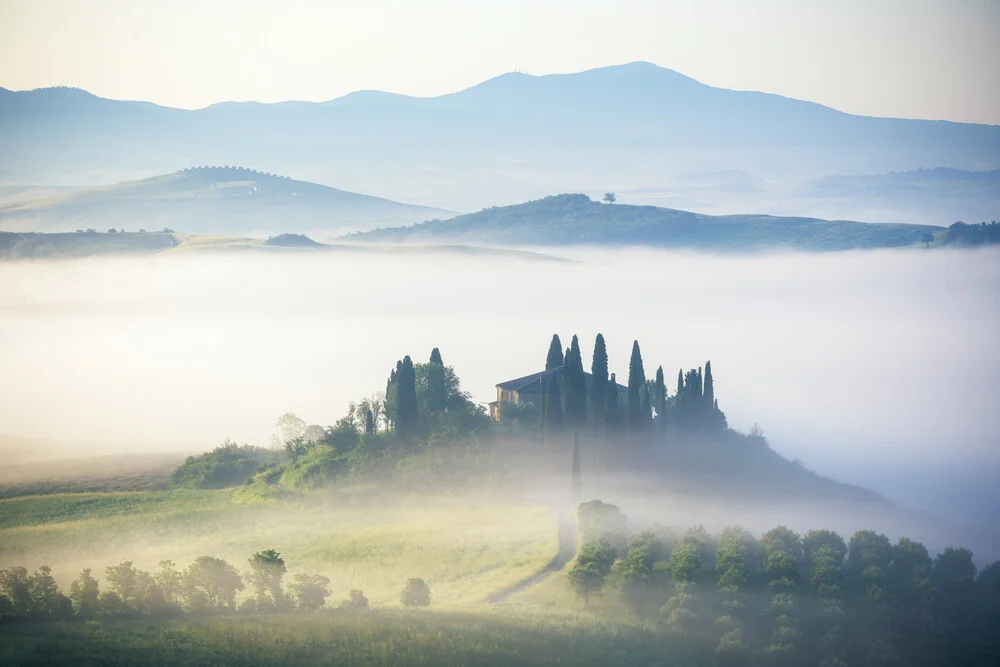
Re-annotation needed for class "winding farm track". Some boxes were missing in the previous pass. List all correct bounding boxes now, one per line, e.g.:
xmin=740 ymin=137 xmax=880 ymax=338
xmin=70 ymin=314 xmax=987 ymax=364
xmin=486 ymin=507 xmax=577 ymax=604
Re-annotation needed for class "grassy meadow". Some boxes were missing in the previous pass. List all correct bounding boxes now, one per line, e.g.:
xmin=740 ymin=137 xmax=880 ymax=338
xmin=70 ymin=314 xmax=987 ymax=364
xmin=0 ymin=490 xmax=559 ymax=609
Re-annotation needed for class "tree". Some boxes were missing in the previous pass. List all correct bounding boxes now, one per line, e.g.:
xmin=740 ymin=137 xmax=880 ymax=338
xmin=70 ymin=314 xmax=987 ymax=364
xmin=590 ymin=333 xmax=609 ymax=424
xmin=704 ymin=361 xmax=715 ymax=414
xmin=247 ymin=549 xmax=287 ymax=611
xmin=183 ymin=556 xmax=244 ymax=611
xmin=564 ymin=335 xmax=587 ymax=427
xmin=155 ymin=561 xmax=183 ymax=607
xmin=340 ymin=589 xmax=369 ymax=609
xmin=364 ymin=409 xmax=375 ymax=437
xmin=542 ymin=375 xmax=563 ymax=434
xmin=640 ymin=386 xmax=652 ymax=426
xmin=0 ymin=566 xmax=31 ymax=617
xmin=69 ymin=568 xmax=100 ymax=619
xmin=654 ymin=366 xmax=667 ymax=430
xmin=602 ymin=192 xmax=616 ymax=204
xmin=921 ymin=232 xmax=934 ymax=247
xmin=275 ymin=413 xmax=307 ymax=444
xmin=400 ymin=578 xmax=431 ymax=607
xmin=605 ymin=373 xmax=621 ymax=426
xmin=290 ymin=573 xmax=331 ymax=612
xmin=425 ymin=348 xmax=447 ymax=414
xmin=568 ymin=561 xmax=605 ymax=605
xmin=626 ymin=340 xmax=646 ymax=431
xmin=28 ymin=565 xmax=72 ymax=620
xmin=395 ymin=355 xmax=418 ymax=437
xmin=545 ymin=334 xmax=564 ymax=370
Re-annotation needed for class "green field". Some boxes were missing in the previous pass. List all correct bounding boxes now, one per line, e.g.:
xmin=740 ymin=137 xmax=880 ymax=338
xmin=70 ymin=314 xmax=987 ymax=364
xmin=0 ymin=491 xmax=559 ymax=608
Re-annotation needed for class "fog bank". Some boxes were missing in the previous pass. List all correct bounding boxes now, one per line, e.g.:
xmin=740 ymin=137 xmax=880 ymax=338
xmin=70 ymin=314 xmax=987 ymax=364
xmin=1 ymin=246 xmax=997 ymax=510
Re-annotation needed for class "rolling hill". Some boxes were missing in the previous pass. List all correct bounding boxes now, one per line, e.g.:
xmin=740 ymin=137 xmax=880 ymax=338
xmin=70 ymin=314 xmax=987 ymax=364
xmin=348 ymin=194 xmax=943 ymax=252
xmin=3 ymin=62 xmax=999 ymax=216
xmin=0 ymin=166 xmax=450 ymax=236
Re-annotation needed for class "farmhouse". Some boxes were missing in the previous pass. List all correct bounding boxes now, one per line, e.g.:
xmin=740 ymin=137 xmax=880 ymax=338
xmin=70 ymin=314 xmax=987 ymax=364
xmin=489 ymin=365 xmax=628 ymax=422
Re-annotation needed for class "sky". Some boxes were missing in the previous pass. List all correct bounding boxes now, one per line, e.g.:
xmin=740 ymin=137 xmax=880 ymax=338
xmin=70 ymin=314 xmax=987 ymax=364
xmin=1 ymin=0 xmax=999 ymax=124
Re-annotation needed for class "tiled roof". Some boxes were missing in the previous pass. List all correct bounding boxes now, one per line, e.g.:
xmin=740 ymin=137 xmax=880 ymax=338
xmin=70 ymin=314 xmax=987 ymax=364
xmin=496 ymin=365 xmax=627 ymax=393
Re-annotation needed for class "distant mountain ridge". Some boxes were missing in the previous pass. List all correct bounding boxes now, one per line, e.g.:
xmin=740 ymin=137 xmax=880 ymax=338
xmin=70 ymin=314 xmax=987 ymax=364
xmin=2 ymin=62 xmax=998 ymax=214
xmin=349 ymin=194 xmax=942 ymax=252
xmin=0 ymin=166 xmax=450 ymax=236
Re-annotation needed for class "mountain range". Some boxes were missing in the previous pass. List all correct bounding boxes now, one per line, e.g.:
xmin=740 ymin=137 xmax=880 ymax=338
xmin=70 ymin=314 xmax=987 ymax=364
xmin=2 ymin=62 xmax=998 ymax=222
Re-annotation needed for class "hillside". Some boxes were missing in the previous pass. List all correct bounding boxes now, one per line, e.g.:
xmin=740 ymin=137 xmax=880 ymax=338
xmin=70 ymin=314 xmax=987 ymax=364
xmin=0 ymin=167 xmax=450 ymax=236
xmin=2 ymin=62 xmax=999 ymax=216
xmin=348 ymin=194 xmax=942 ymax=251
xmin=0 ymin=229 xmax=566 ymax=260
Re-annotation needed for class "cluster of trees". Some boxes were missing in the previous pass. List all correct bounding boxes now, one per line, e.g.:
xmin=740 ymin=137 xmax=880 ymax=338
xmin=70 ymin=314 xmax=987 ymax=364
xmin=173 ymin=348 xmax=489 ymax=492
xmin=383 ymin=347 xmax=489 ymax=441
xmin=943 ymin=221 xmax=1000 ymax=246
xmin=0 ymin=550 xmax=334 ymax=622
xmin=506 ymin=333 xmax=727 ymax=439
xmin=1 ymin=552 xmax=434 ymax=623
xmin=567 ymin=500 xmax=1000 ymax=666
xmin=179 ymin=166 xmax=292 ymax=180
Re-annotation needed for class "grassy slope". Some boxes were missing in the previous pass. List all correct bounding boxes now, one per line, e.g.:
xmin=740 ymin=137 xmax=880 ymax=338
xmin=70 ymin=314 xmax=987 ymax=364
xmin=0 ymin=491 xmax=557 ymax=609
xmin=351 ymin=193 xmax=944 ymax=251
xmin=0 ymin=168 xmax=450 ymax=235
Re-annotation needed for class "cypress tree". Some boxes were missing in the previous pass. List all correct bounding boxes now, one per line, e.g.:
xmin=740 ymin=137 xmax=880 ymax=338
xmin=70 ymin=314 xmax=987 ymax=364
xmin=654 ymin=366 xmax=667 ymax=429
xmin=364 ymin=410 xmax=375 ymax=437
xmin=543 ymin=375 xmax=563 ymax=434
xmin=396 ymin=355 xmax=418 ymax=437
xmin=626 ymin=340 xmax=646 ymax=431
xmin=571 ymin=432 xmax=582 ymax=501
xmin=385 ymin=363 xmax=401 ymax=430
xmin=565 ymin=335 xmax=587 ymax=427
xmin=677 ymin=369 xmax=684 ymax=397
xmin=704 ymin=361 xmax=715 ymax=413
xmin=605 ymin=373 xmax=620 ymax=426
xmin=545 ymin=335 xmax=564 ymax=370
xmin=426 ymin=348 xmax=447 ymax=414
xmin=590 ymin=333 xmax=609 ymax=424
xmin=640 ymin=386 xmax=652 ymax=426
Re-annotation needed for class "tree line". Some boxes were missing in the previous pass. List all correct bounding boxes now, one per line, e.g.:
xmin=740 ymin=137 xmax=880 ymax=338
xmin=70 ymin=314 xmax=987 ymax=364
xmin=0 ymin=551 xmax=433 ymax=623
xmin=942 ymin=221 xmax=1000 ymax=246
xmin=568 ymin=500 xmax=999 ymax=666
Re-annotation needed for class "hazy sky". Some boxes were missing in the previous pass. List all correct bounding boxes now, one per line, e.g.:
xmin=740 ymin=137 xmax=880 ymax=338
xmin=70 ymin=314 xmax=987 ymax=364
xmin=1 ymin=0 xmax=998 ymax=124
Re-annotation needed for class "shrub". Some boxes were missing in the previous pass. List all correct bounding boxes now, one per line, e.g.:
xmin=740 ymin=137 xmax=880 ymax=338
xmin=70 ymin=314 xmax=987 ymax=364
xmin=340 ymin=589 xmax=369 ymax=610
xmin=171 ymin=440 xmax=275 ymax=489
xmin=400 ymin=578 xmax=430 ymax=607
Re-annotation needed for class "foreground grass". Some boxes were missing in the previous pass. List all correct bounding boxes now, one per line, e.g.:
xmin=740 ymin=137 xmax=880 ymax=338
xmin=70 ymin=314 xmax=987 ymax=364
xmin=0 ymin=609 xmax=693 ymax=667
xmin=0 ymin=491 xmax=558 ymax=607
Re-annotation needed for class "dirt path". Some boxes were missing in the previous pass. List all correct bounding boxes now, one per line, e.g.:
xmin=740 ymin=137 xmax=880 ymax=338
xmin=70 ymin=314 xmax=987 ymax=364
xmin=486 ymin=507 xmax=577 ymax=604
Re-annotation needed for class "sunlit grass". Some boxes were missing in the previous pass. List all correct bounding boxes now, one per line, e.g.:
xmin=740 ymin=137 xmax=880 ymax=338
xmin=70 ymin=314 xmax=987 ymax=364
xmin=0 ymin=491 xmax=558 ymax=607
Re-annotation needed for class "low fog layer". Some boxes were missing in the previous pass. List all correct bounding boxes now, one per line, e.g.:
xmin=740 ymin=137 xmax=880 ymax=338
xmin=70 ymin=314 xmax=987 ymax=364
xmin=1 ymin=247 xmax=997 ymax=512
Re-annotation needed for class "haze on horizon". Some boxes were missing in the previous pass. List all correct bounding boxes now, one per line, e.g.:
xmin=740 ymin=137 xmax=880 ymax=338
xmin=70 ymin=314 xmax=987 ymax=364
xmin=2 ymin=0 xmax=999 ymax=125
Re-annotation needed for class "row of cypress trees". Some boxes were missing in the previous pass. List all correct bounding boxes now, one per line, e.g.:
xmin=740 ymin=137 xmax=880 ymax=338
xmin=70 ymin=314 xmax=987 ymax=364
xmin=539 ymin=334 xmax=726 ymax=437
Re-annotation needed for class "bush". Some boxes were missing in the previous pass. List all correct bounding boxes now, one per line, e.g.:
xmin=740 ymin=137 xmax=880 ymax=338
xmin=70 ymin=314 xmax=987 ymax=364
xmin=171 ymin=440 xmax=275 ymax=489
xmin=340 ymin=589 xmax=369 ymax=610
xmin=400 ymin=578 xmax=430 ymax=607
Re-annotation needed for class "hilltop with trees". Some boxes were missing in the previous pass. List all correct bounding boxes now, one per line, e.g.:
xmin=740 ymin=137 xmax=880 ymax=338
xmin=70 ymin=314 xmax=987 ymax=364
xmin=348 ymin=194 xmax=945 ymax=252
